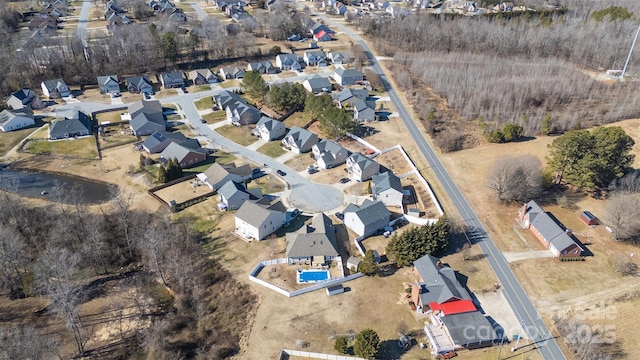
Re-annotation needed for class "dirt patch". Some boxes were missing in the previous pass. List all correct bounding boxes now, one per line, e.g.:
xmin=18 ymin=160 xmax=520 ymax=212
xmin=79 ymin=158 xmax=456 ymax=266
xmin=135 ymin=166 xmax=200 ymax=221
xmin=284 ymin=154 xmax=316 ymax=171
xmin=375 ymin=148 xmax=412 ymax=175
xmin=337 ymin=136 xmax=372 ymax=154
xmin=153 ymin=178 xmax=213 ymax=204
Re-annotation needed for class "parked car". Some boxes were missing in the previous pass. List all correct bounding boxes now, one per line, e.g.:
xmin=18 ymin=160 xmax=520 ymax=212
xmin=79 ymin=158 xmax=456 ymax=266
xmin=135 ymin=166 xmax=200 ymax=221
xmin=334 ymin=212 xmax=344 ymax=220
xmin=277 ymin=169 xmax=286 ymax=176
xmin=339 ymin=177 xmax=350 ymax=184
xmin=200 ymin=118 xmax=206 ymax=123
xmin=307 ymin=168 xmax=318 ymax=174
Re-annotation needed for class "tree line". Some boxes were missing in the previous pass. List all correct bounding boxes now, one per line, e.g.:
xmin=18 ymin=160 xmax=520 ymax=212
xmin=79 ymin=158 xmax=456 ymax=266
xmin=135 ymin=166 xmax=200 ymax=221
xmin=0 ymin=187 xmax=255 ymax=359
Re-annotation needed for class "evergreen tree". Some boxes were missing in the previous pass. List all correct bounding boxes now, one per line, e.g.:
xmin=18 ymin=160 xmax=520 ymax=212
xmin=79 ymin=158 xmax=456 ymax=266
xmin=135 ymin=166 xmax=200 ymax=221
xmin=158 ymin=166 xmax=167 ymax=183
xmin=241 ymin=70 xmax=267 ymax=100
xmin=359 ymin=250 xmax=378 ymax=276
xmin=354 ymin=328 xmax=380 ymax=360
xmin=386 ymin=216 xmax=450 ymax=267
xmin=334 ymin=336 xmax=348 ymax=355
xmin=319 ymin=106 xmax=354 ymax=138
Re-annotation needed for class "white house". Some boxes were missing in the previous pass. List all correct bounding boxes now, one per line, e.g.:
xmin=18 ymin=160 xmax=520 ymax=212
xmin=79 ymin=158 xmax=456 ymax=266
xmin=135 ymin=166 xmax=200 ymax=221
xmin=6 ymin=88 xmax=36 ymax=110
xmin=282 ymin=126 xmax=319 ymax=154
xmin=312 ymin=139 xmax=350 ymax=169
xmin=253 ymin=116 xmax=286 ymax=141
xmin=197 ymin=162 xmax=252 ymax=190
xmin=303 ymin=50 xmax=327 ymax=67
xmin=41 ymin=78 xmax=71 ymax=98
xmin=0 ymin=108 xmax=35 ymax=132
xmin=346 ymin=153 xmax=380 ymax=181
xmin=303 ymin=77 xmax=332 ymax=93
xmin=372 ymin=171 xmax=403 ymax=208
xmin=235 ymin=198 xmax=287 ymax=240
xmin=275 ymin=54 xmax=302 ymax=71
xmin=343 ymin=199 xmax=391 ymax=238
xmin=334 ymin=67 xmax=364 ymax=86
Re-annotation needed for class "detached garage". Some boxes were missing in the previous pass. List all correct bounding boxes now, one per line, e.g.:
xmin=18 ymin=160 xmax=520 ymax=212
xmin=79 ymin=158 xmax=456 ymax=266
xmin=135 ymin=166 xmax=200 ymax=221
xmin=326 ymin=284 xmax=344 ymax=297
xmin=580 ymin=211 xmax=599 ymax=226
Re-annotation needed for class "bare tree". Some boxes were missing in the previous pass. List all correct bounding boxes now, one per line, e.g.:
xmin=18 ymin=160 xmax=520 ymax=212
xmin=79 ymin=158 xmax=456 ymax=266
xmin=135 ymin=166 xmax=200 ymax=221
xmin=609 ymin=169 xmax=640 ymax=194
xmin=110 ymin=187 xmax=136 ymax=257
xmin=0 ymin=224 xmax=29 ymax=298
xmin=0 ymin=325 xmax=61 ymax=360
xmin=605 ymin=194 xmax=640 ymax=241
xmin=487 ymin=155 xmax=543 ymax=204
xmin=81 ymin=217 xmax=110 ymax=275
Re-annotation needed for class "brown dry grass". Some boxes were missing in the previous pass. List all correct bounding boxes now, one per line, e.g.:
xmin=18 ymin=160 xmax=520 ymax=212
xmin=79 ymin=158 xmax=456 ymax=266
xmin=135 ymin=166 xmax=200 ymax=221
xmin=153 ymin=178 xmax=212 ymax=204
xmin=284 ymin=153 xmax=316 ymax=171
xmin=375 ymin=149 xmax=412 ymax=175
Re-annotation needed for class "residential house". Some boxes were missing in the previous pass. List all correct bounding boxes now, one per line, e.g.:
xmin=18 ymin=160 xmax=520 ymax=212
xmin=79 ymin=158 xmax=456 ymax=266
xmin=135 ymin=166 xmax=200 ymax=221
xmin=150 ymin=0 xmax=175 ymax=14
xmin=160 ymin=72 xmax=185 ymax=89
xmin=353 ymin=99 xmax=376 ymax=123
xmin=127 ymin=100 xmax=165 ymax=136
xmin=0 ymin=108 xmax=35 ymax=132
xmin=321 ymin=0 xmax=336 ymax=8
xmin=372 ymin=171 xmax=403 ymax=208
xmin=275 ymin=54 xmax=302 ymax=71
xmin=286 ymin=213 xmax=339 ymax=265
xmin=167 ymin=8 xmax=187 ymax=21
xmin=214 ymin=90 xmax=247 ymax=110
xmin=106 ymin=12 xmax=132 ymax=32
xmin=434 ymin=312 xmax=500 ymax=351
xmin=343 ymin=199 xmax=390 ymax=238
xmin=29 ymin=15 xmax=59 ymax=30
xmin=303 ymin=50 xmax=327 ymax=67
xmin=346 ymin=153 xmax=380 ymax=181
xmin=327 ymin=51 xmax=351 ymax=65
xmin=41 ymin=78 xmax=71 ymax=98
xmin=141 ymin=130 xmax=200 ymax=153
xmin=226 ymin=101 xmax=261 ymax=126
xmin=188 ymin=69 xmax=219 ymax=85
xmin=518 ymin=200 xmax=584 ymax=258
xmin=253 ymin=116 xmax=286 ymax=141
xmin=313 ymin=30 xmax=334 ymax=42
xmin=309 ymin=22 xmax=333 ymax=37
xmin=333 ymin=88 xmax=368 ymax=109
xmin=218 ymin=180 xmax=262 ymax=210
xmin=213 ymin=0 xmax=246 ymax=11
xmin=219 ymin=66 xmax=245 ymax=79
xmin=125 ymin=76 xmax=154 ymax=94
xmin=234 ymin=198 xmax=287 ymax=240
xmin=282 ymin=126 xmax=318 ymax=154
xmin=96 ymin=75 xmax=120 ymax=95
xmin=312 ymin=139 xmax=350 ymax=169
xmin=160 ymin=142 xmax=207 ymax=168
xmin=302 ymin=76 xmax=332 ymax=93
xmin=334 ymin=67 xmax=364 ymax=86
xmin=247 ymin=61 xmax=278 ymax=74
xmin=6 ymin=88 xmax=36 ymax=110
xmin=197 ymin=162 xmax=252 ymax=190
xmin=496 ymin=1 xmax=514 ymax=12
xmin=334 ymin=2 xmax=348 ymax=15
xmin=49 ymin=111 xmax=91 ymax=140
xmin=386 ymin=5 xmax=410 ymax=18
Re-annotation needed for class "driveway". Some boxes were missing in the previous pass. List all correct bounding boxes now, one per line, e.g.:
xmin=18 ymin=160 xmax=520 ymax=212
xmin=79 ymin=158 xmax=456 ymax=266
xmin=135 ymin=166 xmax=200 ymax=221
xmin=189 ymin=2 xmax=208 ymax=20
xmin=76 ymin=0 xmax=92 ymax=47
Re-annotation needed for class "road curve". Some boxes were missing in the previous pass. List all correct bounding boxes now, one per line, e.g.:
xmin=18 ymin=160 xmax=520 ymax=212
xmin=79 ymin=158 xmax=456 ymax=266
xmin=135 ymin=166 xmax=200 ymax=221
xmin=312 ymin=10 xmax=566 ymax=360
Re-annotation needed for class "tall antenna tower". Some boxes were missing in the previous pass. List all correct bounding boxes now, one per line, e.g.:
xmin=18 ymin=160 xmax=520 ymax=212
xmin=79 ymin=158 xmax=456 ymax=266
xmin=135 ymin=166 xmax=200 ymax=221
xmin=620 ymin=25 xmax=640 ymax=80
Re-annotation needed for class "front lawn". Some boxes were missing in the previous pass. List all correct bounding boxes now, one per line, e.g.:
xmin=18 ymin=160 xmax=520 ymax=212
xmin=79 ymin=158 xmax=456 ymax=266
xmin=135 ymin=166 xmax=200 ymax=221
xmin=202 ymin=111 xmax=227 ymax=124
xmin=0 ymin=126 xmax=41 ymax=157
xmin=257 ymin=141 xmax=286 ymax=158
xmin=194 ymin=96 xmax=214 ymax=110
xmin=27 ymin=136 xmax=98 ymax=159
xmin=251 ymin=174 xmax=284 ymax=194
xmin=215 ymin=125 xmax=257 ymax=146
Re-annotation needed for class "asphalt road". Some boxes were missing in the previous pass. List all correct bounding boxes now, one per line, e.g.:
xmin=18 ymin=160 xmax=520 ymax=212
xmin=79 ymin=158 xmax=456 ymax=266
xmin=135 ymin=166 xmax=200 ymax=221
xmin=76 ymin=0 xmax=92 ymax=47
xmin=312 ymin=11 xmax=566 ymax=360
xmin=189 ymin=2 xmax=208 ymax=21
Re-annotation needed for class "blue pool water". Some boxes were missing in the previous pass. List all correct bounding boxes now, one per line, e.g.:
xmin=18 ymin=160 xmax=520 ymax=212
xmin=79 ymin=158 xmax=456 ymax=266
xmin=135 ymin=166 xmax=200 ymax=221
xmin=297 ymin=269 xmax=330 ymax=283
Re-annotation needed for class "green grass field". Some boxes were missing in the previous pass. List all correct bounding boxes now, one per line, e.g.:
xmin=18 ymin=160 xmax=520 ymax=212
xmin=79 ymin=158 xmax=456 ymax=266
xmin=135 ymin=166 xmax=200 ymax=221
xmin=215 ymin=125 xmax=257 ymax=146
xmin=95 ymin=110 xmax=125 ymax=123
xmin=0 ymin=126 xmax=40 ymax=157
xmin=194 ymin=96 xmax=214 ymax=110
xmin=257 ymin=141 xmax=286 ymax=158
xmin=27 ymin=136 xmax=98 ymax=159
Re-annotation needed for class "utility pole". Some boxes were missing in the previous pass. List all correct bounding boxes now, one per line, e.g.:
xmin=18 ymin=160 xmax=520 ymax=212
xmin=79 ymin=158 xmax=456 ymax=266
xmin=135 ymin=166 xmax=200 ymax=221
xmin=620 ymin=24 xmax=640 ymax=80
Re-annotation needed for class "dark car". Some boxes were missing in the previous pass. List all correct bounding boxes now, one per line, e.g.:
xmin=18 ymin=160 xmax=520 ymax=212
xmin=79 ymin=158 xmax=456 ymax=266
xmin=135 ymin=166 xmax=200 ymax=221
xmin=277 ymin=169 xmax=286 ymax=176
xmin=339 ymin=177 xmax=350 ymax=184
xmin=307 ymin=168 xmax=318 ymax=174
xmin=200 ymin=118 xmax=206 ymax=123
xmin=334 ymin=212 xmax=344 ymax=221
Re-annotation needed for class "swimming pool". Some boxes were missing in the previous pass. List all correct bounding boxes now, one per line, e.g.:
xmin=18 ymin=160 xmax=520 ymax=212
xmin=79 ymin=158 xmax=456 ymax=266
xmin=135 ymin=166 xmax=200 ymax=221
xmin=297 ymin=269 xmax=331 ymax=284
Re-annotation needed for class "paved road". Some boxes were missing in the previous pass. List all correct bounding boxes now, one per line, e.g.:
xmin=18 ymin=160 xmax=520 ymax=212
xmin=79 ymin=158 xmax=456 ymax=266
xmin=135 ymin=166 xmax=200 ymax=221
xmin=76 ymin=0 xmax=92 ymax=47
xmin=311 ymin=10 xmax=566 ymax=360
xmin=189 ymin=2 xmax=209 ymax=20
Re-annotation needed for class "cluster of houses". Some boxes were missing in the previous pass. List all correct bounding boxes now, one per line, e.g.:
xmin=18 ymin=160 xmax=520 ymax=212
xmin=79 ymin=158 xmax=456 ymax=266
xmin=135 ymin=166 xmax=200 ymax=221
xmin=105 ymin=0 xmax=133 ymax=34
xmin=149 ymin=0 xmax=187 ymax=21
xmin=412 ymin=254 xmax=501 ymax=355
xmin=212 ymin=0 xmax=254 ymax=23
xmin=23 ymin=0 xmax=67 ymax=32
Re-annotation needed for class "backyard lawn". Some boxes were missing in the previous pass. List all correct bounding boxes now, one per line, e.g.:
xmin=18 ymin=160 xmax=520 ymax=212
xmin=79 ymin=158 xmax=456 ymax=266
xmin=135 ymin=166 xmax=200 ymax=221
xmin=0 ymin=126 xmax=40 ymax=157
xmin=215 ymin=125 xmax=257 ymax=146
xmin=257 ymin=141 xmax=286 ymax=158
xmin=202 ymin=111 xmax=227 ymax=123
xmin=283 ymin=111 xmax=313 ymax=129
xmin=27 ymin=136 xmax=98 ymax=159
xmin=95 ymin=110 xmax=126 ymax=124
xmin=194 ymin=96 xmax=214 ymax=110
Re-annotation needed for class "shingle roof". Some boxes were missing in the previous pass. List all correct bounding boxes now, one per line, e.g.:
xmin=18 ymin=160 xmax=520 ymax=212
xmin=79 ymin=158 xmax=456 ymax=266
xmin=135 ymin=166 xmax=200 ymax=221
xmin=129 ymin=100 xmax=165 ymax=135
xmin=200 ymin=162 xmax=251 ymax=187
xmin=343 ymin=199 xmax=390 ymax=227
xmin=523 ymin=200 xmax=583 ymax=254
xmin=42 ymin=78 xmax=68 ymax=92
xmin=0 ymin=108 xmax=34 ymax=128
xmin=285 ymin=126 xmax=318 ymax=149
xmin=7 ymin=88 xmax=36 ymax=107
xmin=256 ymin=116 xmax=284 ymax=131
xmin=161 ymin=72 xmax=184 ymax=86
xmin=235 ymin=199 xmax=286 ymax=228
xmin=334 ymin=88 xmax=368 ymax=103
xmin=372 ymin=171 xmax=402 ymax=194
xmin=125 ymin=76 xmax=152 ymax=90
xmin=440 ymin=311 xmax=500 ymax=346
xmin=348 ymin=153 xmax=379 ymax=173
xmin=304 ymin=76 xmax=332 ymax=91
xmin=413 ymin=255 xmax=471 ymax=305
xmin=160 ymin=142 xmax=206 ymax=162
xmin=335 ymin=67 xmax=363 ymax=79
xmin=141 ymin=131 xmax=200 ymax=152
xmin=49 ymin=111 xmax=91 ymax=138
xmin=214 ymin=90 xmax=247 ymax=109
xmin=218 ymin=180 xmax=259 ymax=202
xmin=286 ymin=213 xmax=338 ymax=258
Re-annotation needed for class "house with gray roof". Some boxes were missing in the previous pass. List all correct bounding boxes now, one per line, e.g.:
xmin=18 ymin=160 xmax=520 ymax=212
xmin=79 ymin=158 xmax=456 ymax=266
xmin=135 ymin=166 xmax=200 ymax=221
xmin=97 ymin=75 xmax=120 ymax=95
xmin=247 ymin=61 xmax=278 ymax=74
xmin=125 ymin=76 xmax=154 ymax=94
xmin=343 ymin=199 xmax=390 ymax=238
xmin=6 ymin=88 xmax=36 ymax=110
xmin=312 ymin=139 xmax=350 ymax=169
xmin=253 ymin=116 xmax=286 ymax=141
xmin=235 ymin=198 xmax=287 ymax=240
xmin=436 ymin=311 xmax=500 ymax=350
xmin=141 ymin=130 xmax=200 ymax=153
xmin=334 ymin=67 xmax=364 ymax=86
xmin=346 ymin=153 xmax=380 ymax=181
xmin=226 ymin=101 xmax=261 ymax=125
xmin=303 ymin=50 xmax=327 ymax=67
xmin=411 ymin=255 xmax=474 ymax=313
xmin=282 ymin=126 xmax=318 ymax=154
xmin=188 ymin=69 xmax=219 ymax=85
xmin=197 ymin=162 xmax=252 ymax=190
xmin=219 ymin=66 xmax=245 ymax=79
xmin=218 ymin=180 xmax=262 ymax=210
xmin=327 ymin=51 xmax=352 ymax=65
xmin=518 ymin=200 xmax=584 ymax=258
xmin=286 ymin=213 xmax=339 ymax=265
xmin=333 ymin=88 xmax=368 ymax=109
xmin=353 ymin=99 xmax=376 ymax=122
xmin=41 ymin=78 xmax=71 ymax=98
xmin=128 ymin=100 xmax=165 ymax=136
xmin=372 ymin=171 xmax=403 ymax=208
xmin=275 ymin=53 xmax=302 ymax=71
xmin=303 ymin=76 xmax=332 ymax=94
xmin=160 ymin=142 xmax=207 ymax=168
xmin=0 ymin=108 xmax=35 ymax=132
xmin=49 ymin=111 xmax=91 ymax=140
xmin=214 ymin=90 xmax=247 ymax=110
xmin=160 ymin=72 xmax=185 ymax=89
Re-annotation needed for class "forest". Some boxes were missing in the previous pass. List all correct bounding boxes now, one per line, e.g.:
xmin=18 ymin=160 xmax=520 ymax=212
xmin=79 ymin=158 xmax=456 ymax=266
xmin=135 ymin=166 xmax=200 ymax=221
xmin=0 ymin=187 xmax=254 ymax=359
xmin=362 ymin=1 xmax=640 ymax=150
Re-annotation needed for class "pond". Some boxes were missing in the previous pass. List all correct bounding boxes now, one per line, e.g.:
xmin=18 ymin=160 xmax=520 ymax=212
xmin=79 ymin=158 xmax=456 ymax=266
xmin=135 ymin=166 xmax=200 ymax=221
xmin=0 ymin=168 xmax=114 ymax=204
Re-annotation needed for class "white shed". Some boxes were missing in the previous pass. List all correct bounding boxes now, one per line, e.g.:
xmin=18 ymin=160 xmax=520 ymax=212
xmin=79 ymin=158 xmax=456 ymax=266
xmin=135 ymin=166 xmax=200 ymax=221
xmin=326 ymin=284 xmax=344 ymax=296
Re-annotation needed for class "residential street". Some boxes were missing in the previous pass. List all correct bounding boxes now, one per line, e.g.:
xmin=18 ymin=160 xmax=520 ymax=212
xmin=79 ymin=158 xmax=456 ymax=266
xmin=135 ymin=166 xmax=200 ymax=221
xmin=309 ymin=9 xmax=567 ymax=359
xmin=76 ymin=0 xmax=92 ymax=47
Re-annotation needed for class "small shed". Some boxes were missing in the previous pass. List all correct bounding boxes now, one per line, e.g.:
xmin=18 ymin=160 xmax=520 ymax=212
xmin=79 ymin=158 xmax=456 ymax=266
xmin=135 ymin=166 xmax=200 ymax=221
xmin=580 ymin=211 xmax=598 ymax=226
xmin=347 ymin=256 xmax=361 ymax=272
xmin=326 ymin=284 xmax=344 ymax=296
